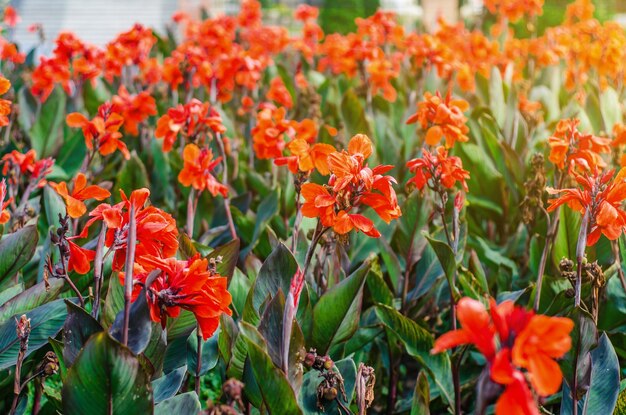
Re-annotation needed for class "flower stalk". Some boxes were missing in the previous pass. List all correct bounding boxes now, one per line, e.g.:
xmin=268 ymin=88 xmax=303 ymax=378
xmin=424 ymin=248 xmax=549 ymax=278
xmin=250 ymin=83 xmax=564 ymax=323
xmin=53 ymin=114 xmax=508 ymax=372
xmin=122 ymin=204 xmax=137 ymax=347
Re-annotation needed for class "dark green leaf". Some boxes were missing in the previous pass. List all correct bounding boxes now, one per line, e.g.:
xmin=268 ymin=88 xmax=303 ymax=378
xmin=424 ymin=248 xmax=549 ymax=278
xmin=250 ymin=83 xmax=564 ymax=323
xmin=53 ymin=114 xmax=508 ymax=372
xmin=28 ymin=87 xmax=66 ymax=157
xmin=341 ymin=88 xmax=372 ymax=137
xmin=186 ymin=327 xmax=220 ymax=376
xmin=62 ymin=300 xmax=103 ymax=366
xmin=411 ymin=371 xmax=430 ymax=415
xmin=299 ymin=358 xmax=357 ymax=414
xmin=152 ymin=366 xmax=187 ymax=404
xmin=0 ymin=225 xmax=38 ymax=284
xmin=109 ymin=288 xmax=153 ymax=355
xmin=62 ymin=332 xmax=153 ymax=414
xmin=154 ymin=392 xmax=201 ymax=415
xmin=583 ymin=333 xmax=620 ymax=414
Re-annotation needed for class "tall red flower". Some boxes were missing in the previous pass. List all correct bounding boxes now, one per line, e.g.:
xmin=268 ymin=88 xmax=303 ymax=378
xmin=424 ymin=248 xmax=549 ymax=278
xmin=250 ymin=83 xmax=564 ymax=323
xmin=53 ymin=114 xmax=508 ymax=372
xmin=0 ymin=179 xmax=12 ymax=224
xmin=123 ymin=255 xmax=232 ymax=340
xmin=111 ymin=86 xmax=157 ymax=135
xmin=433 ymin=297 xmax=573 ymax=415
xmin=548 ymin=118 xmax=610 ymax=172
xmin=406 ymin=146 xmax=470 ymax=192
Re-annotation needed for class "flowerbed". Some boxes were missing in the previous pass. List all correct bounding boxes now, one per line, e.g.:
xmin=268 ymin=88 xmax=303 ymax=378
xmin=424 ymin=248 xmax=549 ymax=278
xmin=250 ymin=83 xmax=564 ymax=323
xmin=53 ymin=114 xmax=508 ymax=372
xmin=0 ymin=0 xmax=625 ymax=414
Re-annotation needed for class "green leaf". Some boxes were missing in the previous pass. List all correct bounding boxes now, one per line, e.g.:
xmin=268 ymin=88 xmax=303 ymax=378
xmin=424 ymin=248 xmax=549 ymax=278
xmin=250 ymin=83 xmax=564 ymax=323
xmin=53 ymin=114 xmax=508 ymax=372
xmin=0 ymin=283 xmax=24 ymax=305
xmin=62 ymin=300 xmax=103 ymax=367
xmin=0 ymin=298 xmax=69 ymax=370
xmin=341 ymin=88 xmax=372 ymax=137
xmin=375 ymin=304 xmax=454 ymax=407
xmin=599 ymin=87 xmax=622 ymax=132
xmin=154 ymin=392 xmax=201 ymax=415
xmin=0 ymin=225 xmax=39 ymax=284
xmin=242 ymin=189 xmax=279 ymax=256
xmin=241 ymin=322 xmax=303 ymax=415
xmin=583 ymin=333 xmax=620 ymax=414
xmin=62 ymin=332 xmax=153 ymax=414
xmin=206 ymin=238 xmax=240 ymax=279
xmin=152 ymin=365 xmax=186 ymax=404
xmin=186 ymin=327 xmax=220 ymax=376
xmin=28 ymin=87 xmax=66 ymax=157
xmin=552 ymin=207 xmax=582 ymax=267
xmin=424 ymin=233 xmax=457 ymax=295
xmin=247 ymin=243 xmax=298 ymax=321
xmin=411 ymin=371 xmax=430 ymax=415
xmin=114 ymin=152 xmax=150 ymax=198
xmin=102 ymin=275 xmax=124 ymax=328
xmin=311 ymin=259 xmax=371 ymax=354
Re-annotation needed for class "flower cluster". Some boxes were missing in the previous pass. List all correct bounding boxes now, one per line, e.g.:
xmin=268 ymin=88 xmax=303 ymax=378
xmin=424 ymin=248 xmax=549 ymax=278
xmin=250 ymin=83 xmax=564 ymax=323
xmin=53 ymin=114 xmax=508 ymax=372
xmin=548 ymin=118 xmax=610 ymax=172
xmin=433 ymin=297 xmax=573 ymax=414
xmin=301 ymin=134 xmax=401 ymax=237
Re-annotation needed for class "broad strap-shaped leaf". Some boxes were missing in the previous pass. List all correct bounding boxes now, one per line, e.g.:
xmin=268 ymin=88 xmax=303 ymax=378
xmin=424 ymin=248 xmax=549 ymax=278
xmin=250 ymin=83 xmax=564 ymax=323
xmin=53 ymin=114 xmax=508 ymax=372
xmin=62 ymin=332 xmax=153 ymax=414
xmin=311 ymin=259 xmax=371 ymax=354
xmin=207 ymin=238 xmax=240 ymax=279
xmin=0 ymin=278 xmax=64 ymax=324
xmin=240 ymin=322 xmax=303 ymax=415
xmin=154 ymin=392 xmax=201 ymax=415
xmin=583 ymin=333 xmax=620 ymax=414
xmin=375 ymin=304 xmax=454 ymax=407
xmin=341 ymin=88 xmax=372 ymax=137
xmin=0 ymin=298 xmax=69 ymax=370
xmin=411 ymin=371 xmax=430 ymax=415
xmin=152 ymin=366 xmax=187 ymax=404
xmin=28 ymin=86 xmax=66 ymax=157
xmin=424 ymin=233 xmax=457 ymax=295
xmin=0 ymin=225 xmax=38 ymax=285
xmin=186 ymin=327 xmax=220 ymax=377
xmin=109 ymin=288 xmax=153 ymax=355
xmin=62 ymin=300 xmax=103 ymax=367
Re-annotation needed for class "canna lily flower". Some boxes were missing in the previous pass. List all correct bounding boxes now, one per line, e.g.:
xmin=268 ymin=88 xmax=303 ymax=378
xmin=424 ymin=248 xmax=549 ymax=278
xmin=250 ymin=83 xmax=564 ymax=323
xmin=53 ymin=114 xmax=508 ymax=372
xmin=124 ymin=255 xmax=232 ymax=340
xmin=433 ymin=297 xmax=573 ymax=415
xmin=548 ymin=119 xmax=610 ymax=172
xmin=178 ymin=144 xmax=228 ymax=197
xmin=301 ymin=134 xmax=401 ymax=238
xmin=546 ymin=168 xmax=626 ymax=245
xmin=266 ymin=76 xmax=293 ymax=109
xmin=67 ymin=240 xmax=96 ymax=275
xmin=251 ymin=106 xmax=291 ymax=160
xmin=79 ymin=188 xmax=179 ymax=271
xmin=0 ymin=179 xmax=12 ymax=224
xmin=0 ymin=76 xmax=11 ymax=126
xmin=111 ymin=86 xmax=157 ymax=136
xmin=483 ymin=0 xmax=544 ymax=23
xmin=407 ymin=91 xmax=470 ymax=148
xmin=3 ymin=6 xmax=20 ymax=27
xmin=155 ymin=99 xmax=226 ymax=152
xmin=1 ymin=149 xmax=53 ymax=188
xmin=49 ymin=173 xmax=111 ymax=218
xmin=406 ymin=146 xmax=470 ymax=192
xmin=274 ymin=119 xmax=335 ymax=175
xmin=66 ymin=102 xmax=130 ymax=159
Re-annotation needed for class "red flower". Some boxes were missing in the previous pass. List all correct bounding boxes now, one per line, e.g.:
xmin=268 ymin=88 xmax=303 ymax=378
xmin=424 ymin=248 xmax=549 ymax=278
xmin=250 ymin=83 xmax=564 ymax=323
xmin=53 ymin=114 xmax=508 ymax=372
xmin=155 ymin=100 xmax=226 ymax=152
xmin=178 ymin=144 xmax=228 ymax=197
xmin=301 ymin=134 xmax=401 ymax=238
xmin=0 ymin=77 xmax=12 ymax=126
xmin=252 ymin=106 xmax=291 ymax=160
xmin=266 ymin=76 xmax=293 ymax=109
xmin=111 ymin=86 xmax=157 ymax=135
xmin=0 ymin=179 xmax=12 ymax=224
xmin=3 ymin=6 xmax=21 ymax=27
xmin=433 ymin=297 xmax=573 ymax=415
xmin=49 ymin=173 xmax=110 ymax=218
xmin=1 ymin=149 xmax=53 ymax=188
xmin=125 ymin=255 xmax=232 ymax=340
xmin=66 ymin=102 xmax=130 ymax=159
xmin=547 ymin=168 xmax=626 ymax=245
xmin=406 ymin=146 xmax=470 ymax=191
xmin=67 ymin=240 xmax=96 ymax=275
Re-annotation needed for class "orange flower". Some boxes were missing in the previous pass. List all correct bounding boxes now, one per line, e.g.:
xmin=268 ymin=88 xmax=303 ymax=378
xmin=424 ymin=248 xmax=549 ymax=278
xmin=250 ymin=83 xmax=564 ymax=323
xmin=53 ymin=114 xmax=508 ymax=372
xmin=3 ymin=6 xmax=20 ymax=27
xmin=431 ymin=297 xmax=497 ymax=359
xmin=406 ymin=146 xmax=470 ymax=191
xmin=49 ymin=173 xmax=111 ymax=218
xmin=80 ymin=188 xmax=179 ymax=271
xmin=511 ymin=315 xmax=573 ymax=395
xmin=0 ymin=76 xmax=11 ymax=126
xmin=548 ymin=119 xmax=610 ymax=172
xmin=125 ymin=255 xmax=232 ymax=340
xmin=178 ymin=144 xmax=228 ymax=197
xmin=483 ymin=0 xmax=544 ymax=23
xmin=406 ymin=91 xmax=470 ymax=148
xmin=66 ymin=102 xmax=130 ymax=159
xmin=274 ymin=119 xmax=334 ymax=175
xmin=433 ymin=297 xmax=573 ymax=415
xmin=67 ymin=240 xmax=96 ymax=275
xmin=547 ymin=168 xmax=626 ymax=245
xmin=155 ymin=100 xmax=226 ymax=152
xmin=611 ymin=123 xmax=626 ymax=166
xmin=301 ymin=134 xmax=401 ymax=237
xmin=0 ymin=179 xmax=11 ymax=224
xmin=366 ymin=49 xmax=400 ymax=102
xmin=251 ymin=106 xmax=291 ymax=160
xmin=111 ymin=86 xmax=157 ymax=136
xmin=1 ymin=149 xmax=53 ymax=188
xmin=266 ymin=76 xmax=293 ymax=109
